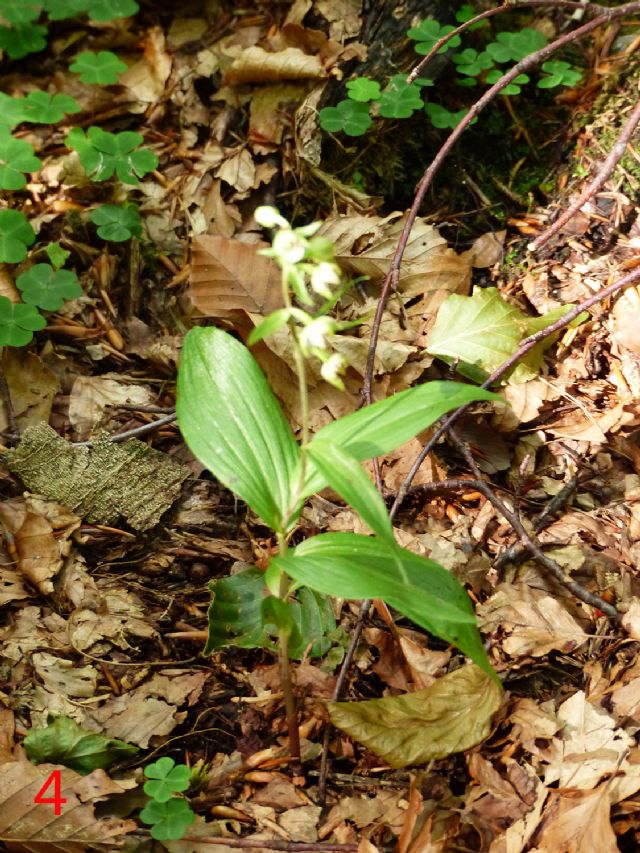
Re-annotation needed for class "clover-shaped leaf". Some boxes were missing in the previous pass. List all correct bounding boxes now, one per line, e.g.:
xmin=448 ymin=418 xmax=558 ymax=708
xmin=425 ymin=102 xmax=474 ymax=130
xmin=43 ymin=0 xmax=89 ymax=19
xmin=407 ymin=19 xmax=461 ymax=55
xmin=346 ymin=77 xmax=381 ymax=103
xmin=319 ymin=100 xmax=371 ymax=136
xmin=0 ymin=22 xmax=47 ymax=58
xmin=486 ymin=70 xmax=530 ymax=95
xmin=0 ymin=95 xmax=29 ymax=131
xmin=378 ymin=75 xmax=423 ymax=119
xmin=453 ymin=48 xmax=494 ymax=77
xmin=0 ymin=209 xmax=36 ymax=263
xmin=18 ymin=91 xmax=81 ymax=123
xmin=486 ymin=28 xmax=546 ymax=63
xmin=90 ymin=204 xmax=142 ymax=242
xmin=86 ymin=0 xmax=138 ymax=20
xmin=537 ymin=60 xmax=582 ymax=89
xmin=0 ymin=132 xmax=41 ymax=189
xmin=456 ymin=3 xmax=486 ymax=30
xmin=0 ymin=0 xmax=42 ymax=23
xmin=46 ymin=241 xmax=70 ymax=268
xmin=140 ymin=797 xmax=195 ymax=842
xmin=16 ymin=263 xmax=82 ymax=311
xmin=66 ymin=126 xmax=158 ymax=185
xmin=143 ymin=757 xmax=191 ymax=803
xmin=0 ymin=296 xmax=46 ymax=347
xmin=69 ymin=50 xmax=127 ymax=84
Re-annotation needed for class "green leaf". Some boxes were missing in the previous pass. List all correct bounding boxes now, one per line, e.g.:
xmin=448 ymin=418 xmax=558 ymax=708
xmin=272 ymin=533 xmax=495 ymax=677
xmin=177 ymin=327 xmax=300 ymax=532
xmin=0 ymin=296 xmax=46 ymax=346
xmin=18 ymin=91 xmax=81 ymax=123
xmin=0 ymin=0 xmax=42 ymax=23
xmin=537 ymin=60 xmax=582 ymax=89
xmin=485 ymin=28 xmax=546 ymax=63
xmin=0 ymin=132 xmax=41 ymax=190
xmin=261 ymin=595 xmax=301 ymax=645
xmin=0 ymin=94 xmax=30 ymax=130
xmin=66 ymin=126 xmax=158 ymax=185
xmin=90 ymin=204 xmax=142 ymax=241
xmin=452 ymin=48 xmax=494 ymax=77
xmin=378 ymin=75 xmax=423 ymax=119
xmin=86 ymin=0 xmax=138 ymax=20
xmin=407 ymin=19 xmax=461 ymax=55
xmin=16 ymin=263 xmax=82 ymax=310
xmin=140 ymin=797 xmax=195 ymax=841
xmin=328 ymin=664 xmax=502 ymax=767
xmin=0 ymin=22 xmax=47 ymax=58
xmin=303 ymin=380 xmax=500 ymax=496
xmin=0 ymin=209 xmax=36 ymax=263
xmin=485 ymin=69 xmax=530 ymax=96
xmin=346 ymin=77 xmax=381 ymax=102
xmin=24 ymin=715 xmax=138 ymax=774
xmin=425 ymin=102 xmax=474 ymax=130
xmin=144 ymin=757 xmax=191 ymax=803
xmin=306 ymin=442 xmax=394 ymax=543
xmin=425 ymin=286 xmax=575 ymax=383
xmin=319 ymin=100 xmax=372 ymax=136
xmin=43 ymin=0 xmax=89 ymax=20
xmin=247 ymin=308 xmax=292 ymax=345
xmin=69 ymin=50 xmax=128 ymax=84
xmin=46 ymin=241 xmax=70 ymax=268
xmin=206 ymin=566 xmax=336 ymax=659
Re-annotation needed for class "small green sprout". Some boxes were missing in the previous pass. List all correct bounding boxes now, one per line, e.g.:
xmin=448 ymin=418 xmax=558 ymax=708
xmin=486 ymin=70 xmax=530 ymax=95
xmin=90 ymin=204 xmax=142 ymax=242
xmin=0 ymin=22 xmax=47 ymax=58
xmin=0 ymin=209 xmax=36 ymax=263
xmin=453 ymin=48 xmax=494 ymax=77
xmin=143 ymin=757 xmax=191 ymax=802
xmin=18 ymin=91 xmax=81 ymax=124
xmin=0 ymin=132 xmax=41 ymax=190
xmin=16 ymin=264 xmax=82 ymax=311
xmin=318 ymin=100 xmax=372 ymax=136
xmin=46 ymin=241 xmax=70 ymax=268
xmin=0 ymin=296 xmax=46 ymax=346
xmin=485 ymin=28 xmax=546 ymax=63
xmin=407 ymin=19 xmax=461 ymax=55
xmin=66 ymin=127 xmax=158 ymax=185
xmin=425 ymin=102 xmax=473 ymax=130
xmin=537 ymin=60 xmax=582 ymax=89
xmin=139 ymin=798 xmax=195 ymax=842
xmin=346 ymin=77 xmax=381 ymax=102
xmin=378 ymin=76 xmax=424 ymax=119
xmin=69 ymin=50 xmax=128 ymax=84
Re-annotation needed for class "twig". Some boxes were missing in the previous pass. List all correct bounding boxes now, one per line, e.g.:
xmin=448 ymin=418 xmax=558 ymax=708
xmin=74 ymin=412 xmax=177 ymax=447
xmin=529 ymin=95 xmax=640 ymax=251
xmin=106 ymin=402 xmax=175 ymax=414
xmin=448 ymin=427 xmax=619 ymax=619
xmin=0 ymin=363 xmax=17 ymax=440
xmin=390 ymin=263 xmax=640 ymax=517
xmin=180 ymin=838 xmax=357 ymax=852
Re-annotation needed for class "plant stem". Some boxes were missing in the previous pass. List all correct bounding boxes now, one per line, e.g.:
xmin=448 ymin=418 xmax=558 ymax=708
xmin=276 ymin=532 xmax=301 ymax=765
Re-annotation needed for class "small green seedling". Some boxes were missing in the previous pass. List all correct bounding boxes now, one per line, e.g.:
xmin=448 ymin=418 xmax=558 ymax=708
xmin=378 ymin=76 xmax=423 ymax=119
xmin=0 ymin=132 xmax=41 ymax=190
xmin=69 ymin=50 xmax=128 ymax=84
xmin=318 ymin=100 xmax=372 ymax=136
xmin=46 ymin=241 xmax=70 ymax=268
xmin=0 ymin=210 xmax=36 ymax=263
xmin=16 ymin=264 xmax=83 ymax=310
xmin=486 ymin=70 xmax=530 ymax=96
xmin=346 ymin=77 xmax=381 ymax=102
xmin=425 ymin=102 xmax=473 ymax=130
xmin=90 ymin=204 xmax=142 ymax=242
xmin=407 ymin=19 xmax=462 ymax=55
xmin=17 ymin=91 xmax=81 ymax=123
xmin=538 ymin=60 xmax=582 ymax=89
xmin=485 ymin=28 xmax=547 ymax=63
xmin=0 ymin=297 xmax=46 ymax=346
xmin=140 ymin=757 xmax=195 ymax=841
xmin=453 ymin=48 xmax=494 ymax=78
xmin=0 ymin=22 xmax=47 ymax=58
xmin=66 ymin=127 xmax=158 ymax=185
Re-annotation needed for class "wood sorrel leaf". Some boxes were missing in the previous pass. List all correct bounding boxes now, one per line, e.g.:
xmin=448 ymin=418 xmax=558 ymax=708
xmin=328 ymin=664 xmax=502 ymax=767
xmin=177 ymin=327 xmax=300 ymax=533
xmin=272 ymin=532 xmax=495 ymax=678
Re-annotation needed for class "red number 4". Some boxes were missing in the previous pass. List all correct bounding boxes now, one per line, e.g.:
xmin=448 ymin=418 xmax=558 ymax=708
xmin=34 ymin=770 xmax=67 ymax=815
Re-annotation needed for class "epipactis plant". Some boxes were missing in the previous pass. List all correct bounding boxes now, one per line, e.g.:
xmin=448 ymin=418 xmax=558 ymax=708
xmin=176 ymin=207 xmax=502 ymax=760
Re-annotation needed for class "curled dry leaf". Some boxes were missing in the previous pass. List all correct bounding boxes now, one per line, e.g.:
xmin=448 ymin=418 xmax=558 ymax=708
xmin=223 ymin=46 xmax=326 ymax=85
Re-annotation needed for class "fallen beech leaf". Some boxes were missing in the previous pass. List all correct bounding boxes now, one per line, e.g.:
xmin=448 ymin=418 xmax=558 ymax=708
xmin=534 ymin=787 xmax=618 ymax=853
xmin=223 ymin=46 xmax=326 ymax=85
xmin=328 ymin=664 xmax=502 ymax=768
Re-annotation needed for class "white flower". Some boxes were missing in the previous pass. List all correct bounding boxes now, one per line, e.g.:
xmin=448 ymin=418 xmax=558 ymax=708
xmin=320 ymin=353 xmax=346 ymax=389
xmin=310 ymin=262 xmax=340 ymax=298
xmin=273 ymin=229 xmax=306 ymax=265
xmin=254 ymin=205 xmax=288 ymax=229
xmin=299 ymin=316 xmax=337 ymax=352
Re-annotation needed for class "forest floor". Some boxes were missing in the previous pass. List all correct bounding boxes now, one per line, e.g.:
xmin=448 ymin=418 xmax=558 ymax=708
xmin=2 ymin=1 xmax=640 ymax=851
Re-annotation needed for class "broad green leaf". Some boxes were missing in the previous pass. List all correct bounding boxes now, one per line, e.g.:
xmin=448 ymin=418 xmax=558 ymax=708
xmin=306 ymin=442 xmax=393 ymax=543
xmin=24 ymin=715 xmax=138 ymax=774
xmin=302 ymin=381 xmax=499 ymax=496
xmin=328 ymin=664 xmax=502 ymax=767
xmin=426 ymin=287 xmax=580 ymax=383
xmin=177 ymin=327 xmax=300 ymax=532
xmin=271 ymin=533 xmax=495 ymax=677
xmin=205 ymin=566 xmax=337 ymax=659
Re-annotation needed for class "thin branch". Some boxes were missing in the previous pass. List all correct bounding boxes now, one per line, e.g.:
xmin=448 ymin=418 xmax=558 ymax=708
xmin=448 ymin=427 xmax=619 ymax=619
xmin=390 ymin=263 xmax=640 ymax=517
xmin=529 ymin=96 xmax=640 ymax=251
xmin=74 ymin=412 xmax=177 ymax=447
xmin=180 ymin=838 xmax=357 ymax=852
xmin=0 ymin=363 xmax=17 ymax=440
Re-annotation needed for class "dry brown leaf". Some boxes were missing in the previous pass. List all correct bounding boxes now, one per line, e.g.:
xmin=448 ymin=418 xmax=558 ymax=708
xmin=68 ymin=375 xmax=153 ymax=439
xmin=249 ymin=83 xmax=308 ymax=146
xmin=223 ymin=46 xmax=326 ymax=85
xmin=533 ymin=787 xmax=617 ymax=853
xmin=190 ymin=236 xmax=283 ymax=318
xmin=120 ymin=25 xmax=171 ymax=107
xmin=216 ymin=147 xmax=256 ymax=193
xmin=0 ymin=348 xmax=59 ymax=433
